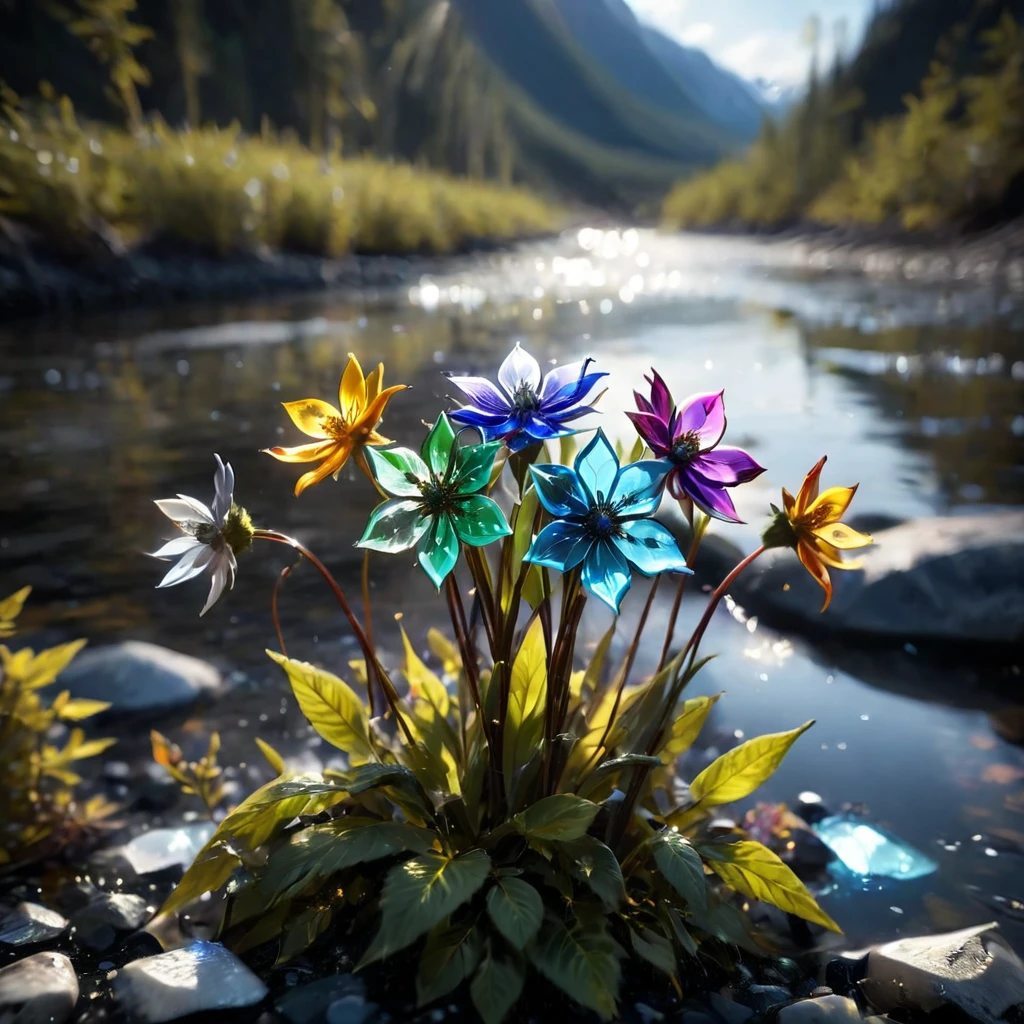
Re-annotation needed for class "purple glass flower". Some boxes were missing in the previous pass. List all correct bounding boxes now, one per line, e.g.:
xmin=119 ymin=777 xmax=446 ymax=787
xmin=444 ymin=343 xmax=607 ymax=453
xmin=626 ymin=370 xmax=765 ymax=523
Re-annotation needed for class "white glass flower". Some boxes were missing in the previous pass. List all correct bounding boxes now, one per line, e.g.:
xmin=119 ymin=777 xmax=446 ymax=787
xmin=150 ymin=454 xmax=251 ymax=616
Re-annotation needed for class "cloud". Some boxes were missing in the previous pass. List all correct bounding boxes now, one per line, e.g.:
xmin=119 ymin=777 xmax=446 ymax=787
xmin=679 ymin=21 xmax=715 ymax=45
xmin=719 ymin=30 xmax=810 ymax=84
xmin=626 ymin=0 xmax=693 ymax=39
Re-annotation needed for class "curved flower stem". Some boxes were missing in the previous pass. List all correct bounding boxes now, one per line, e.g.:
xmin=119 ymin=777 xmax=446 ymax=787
xmin=656 ymin=514 xmax=709 ymax=673
xmin=464 ymin=546 xmax=498 ymax=656
xmin=360 ymin=550 xmax=379 ymax=719
xmin=270 ymin=562 xmax=296 ymax=658
xmin=254 ymin=530 xmax=413 ymax=745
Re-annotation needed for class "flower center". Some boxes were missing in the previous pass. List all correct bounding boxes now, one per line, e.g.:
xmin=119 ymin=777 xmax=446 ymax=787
xmin=670 ymin=430 xmax=702 ymax=465
xmin=191 ymin=522 xmax=220 ymax=545
xmin=583 ymin=503 xmax=619 ymax=539
xmin=223 ymin=504 xmax=255 ymax=554
xmin=323 ymin=415 xmax=350 ymax=438
xmin=511 ymin=382 xmax=540 ymax=414
xmin=418 ymin=476 xmax=458 ymax=516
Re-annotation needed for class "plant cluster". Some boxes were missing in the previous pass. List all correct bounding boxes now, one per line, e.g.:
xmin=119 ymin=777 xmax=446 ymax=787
xmin=149 ymin=346 xmax=870 ymax=1022
xmin=0 ymin=90 xmax=557 ymax=261
xmin=0 ymin=587 xmax=116 ymax=867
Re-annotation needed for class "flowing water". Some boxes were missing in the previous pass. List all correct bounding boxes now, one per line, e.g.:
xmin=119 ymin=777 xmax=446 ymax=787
xmin=1 ymin=228 xmax=1023 ymax=949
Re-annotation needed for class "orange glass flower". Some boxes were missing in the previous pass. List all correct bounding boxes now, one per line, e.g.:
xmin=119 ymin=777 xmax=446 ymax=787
xmin=263 ymin=354 xmax=407 ymax=497
xmin=766 ymin=456 xmax=872 ymax=611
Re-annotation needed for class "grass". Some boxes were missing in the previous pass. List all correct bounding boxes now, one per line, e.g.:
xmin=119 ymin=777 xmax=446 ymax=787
xmin=0 ymin=98 xmax=560 ymax=261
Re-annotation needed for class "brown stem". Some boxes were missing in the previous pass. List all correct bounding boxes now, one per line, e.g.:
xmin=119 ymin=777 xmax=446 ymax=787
xmin=656 ymin=520 xmax=708 ymax=672
xmin=254 ymin=530 xmax=414 ymax=745
xmin=360 ymin=550 xmax=379 ymax=718
xmin=270 ymin=563 xmax=295 ymax=657
xmin=464 ymin=546 xmax=498 ymax=656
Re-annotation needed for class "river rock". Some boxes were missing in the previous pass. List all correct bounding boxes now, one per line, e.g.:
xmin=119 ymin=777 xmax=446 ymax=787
xmin=277 ymin=974 xmax=374 ymax=1024
xmin=0 ymin=903 xmax=68 ymax=946
xmin=777 ymin=995 xmax=864 ymax=1022
xmin=735 ymin=513 xmax=1024 ymax=645
xmin=54 ymin=640 xmax=224 ymax=713
xmin=119 ymin=823 xmax=216 ymax=876
xmin=859 ymin=922 xmax=1024 ymax=1023
xmin=114 ymin=940 xmax=268 ymax=1022
xmin=72 ymin=892 xmax=150 ymax=951
xmin=0 ymin=951 xmax=79 ymax=1024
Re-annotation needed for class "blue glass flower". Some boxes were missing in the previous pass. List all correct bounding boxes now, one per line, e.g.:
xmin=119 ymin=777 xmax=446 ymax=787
xmin=524 ymin=431 xmax=692 ymax=612
xmin=445 ymin=343 xmax=607 ymax=453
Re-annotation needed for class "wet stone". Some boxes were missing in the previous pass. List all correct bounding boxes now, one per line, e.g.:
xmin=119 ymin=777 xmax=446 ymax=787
xmin=709 ymin=992 xmax=755 ymax=1024
xmin=119 ymin=823 xmax=216 ymax=876
xmin=739 ymin=983 xmax=793 ymax=1013
xmin=114 ymin=940 xmax=269 ymax=1022
xmin=0 ymin=950 xmax=80 ymax=1024
xmin=72 ymin=892 xmax=150 ymax=951
xmin=277 ymin=974 xmax=373 ymax=1024
xmin=0 ymin=902 xmax=69 ymax=946
xmin=778 ymin=995 xmax=865 ymax=1022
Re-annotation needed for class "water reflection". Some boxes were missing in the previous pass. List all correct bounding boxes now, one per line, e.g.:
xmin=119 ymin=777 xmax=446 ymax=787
xmin=0 ymin=232 xmax=1022 ymax=947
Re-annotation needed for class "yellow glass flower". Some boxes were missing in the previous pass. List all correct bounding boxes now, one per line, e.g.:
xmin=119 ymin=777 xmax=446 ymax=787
xmin=263 ymin=354 xmax=407 ymax=497
xmin=765 ymin=456 xmax=873 ymax=611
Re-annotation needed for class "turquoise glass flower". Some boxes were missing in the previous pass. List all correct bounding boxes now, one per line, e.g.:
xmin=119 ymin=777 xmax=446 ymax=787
xmin=357 ymin=414 xmax=511 ymax=588
xmin=524 ymin=431 xmax=692 ymax=612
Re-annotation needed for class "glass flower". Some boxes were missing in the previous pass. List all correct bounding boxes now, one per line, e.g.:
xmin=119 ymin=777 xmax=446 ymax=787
xmin=763 ymin=456 xmax=873 ymax=611
xmin=524 ymin=430 xmax=691 ymax=612
xmin=627 ymin=370 xmax=764 ymax=523
xmin=357 ymin=414 xmax=511 ymax=588
xmin=150 ymin=454 xmax=254 ymax=616
xmin=445 ymin=342 xmax=607 ymax=453
xmin=263 ymin=354 xmax=407 ymax=497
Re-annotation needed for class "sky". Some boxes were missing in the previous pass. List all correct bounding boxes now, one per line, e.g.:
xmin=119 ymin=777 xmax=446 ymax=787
xmin=624 ymin=0 xmax=873 ymax=86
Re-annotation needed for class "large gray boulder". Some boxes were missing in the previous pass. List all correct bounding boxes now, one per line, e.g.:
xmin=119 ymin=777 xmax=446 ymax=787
xmin=113 ymin=941 xmax=268 ymax=1022
xmin=0 ymin=951 xmax=79 ymax=1024
xmin=859 ymin=922 xmax=1024 ymax=1023
xmin=55 ymin=640 xmax=224 ymax=713
xmin=735 ymin=513 xmax=1024 ymax=645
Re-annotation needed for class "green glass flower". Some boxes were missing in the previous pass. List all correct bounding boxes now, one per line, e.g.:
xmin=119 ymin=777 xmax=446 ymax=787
xmin=357 ymin=414 xmax=511 ymax=587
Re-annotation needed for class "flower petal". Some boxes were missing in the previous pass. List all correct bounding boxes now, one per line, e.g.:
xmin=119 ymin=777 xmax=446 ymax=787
xmin=200 ymin=554 xmax=232 ymax=616
xmin=446 ymin=374 xmax=512 ymax=414
xmin=610 ymin=459 xmax=669 ymax=517
xmin=157 ymin=544 xmax=213 ymax=588
xmin=674 ymin=469 xmax=742 ymax=523
xmin=365 ymin=446 xmax=429 ymax=498
xmin=675 ymin=391 xmax=726 ymax=449
xmin=528 ymin=464 xmax=590 ymax=518
xmin=339 ymin=353 xmax=367 ymax=420
xmin=614 ymin=519 xmax=692 ymax=577
xmin=625 ymin=410 xmax=673 ymax=455
xmin=353 ymin=383 xmax=408 ymax=433
xmin=811 ymin=521 xmax=872 ymax=551
xmin=418 ymin=514 xmax=460 ymax=588
xmin=498 ymin=343 xmax=541 ymax=395
xmin=539 ymin=359 xmax=587 ymax=400
xmin=263 ymin=440 xmax=337 ymax=464
xmin=150 ymin=536 xmax=200 ymax=559
xmin=544 ymin=367 xmax=607 ymax=414
xmin=795 ymin=456 xmax=827 ymax=515
xmin=806 ymin=485 xmax=858 ymax=526
xmin=282 ymin=398 xmax=341 ymax=439
xmin=689 ymin=446 xmax=765 ymax=487
xmin=574 ymin=430 xmax=619 ymax=504
xmin=581 ymin=539 xmax=632 ymax=613
xmin=450 ymin=406 xmax=515 ymax=432
xmin=797 ymin=538 xmax=832 ymax=612
xmin=364 ymin=363 xmax=384 ymax=402
xmin=294 ymin=443 xmax=351 ymax=497
xmin=454 ymin=441 xmax=503 ymax=494
xmin=212 ymin=454 xmax=234 ymax=523
xmin=525 ymin=520 xmax=594 ymax=571
xmin=358 ymin=499 xmax=430 ymax=552
xmin=423 ymin=414 xmax=457 ymax=478
xmin=155 ymin=497 xmax=215 ymax=525
xmin=452 ymin=495 xmax=512 ymax=547
xmin=645 ymin=370 xmax=674 ymax=424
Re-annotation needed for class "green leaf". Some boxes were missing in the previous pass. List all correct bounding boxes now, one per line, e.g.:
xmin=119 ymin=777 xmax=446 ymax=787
xmin=267 ymin=651 xmax=374 ymax=765
xmin=652 ymin=831 xmax=707 ymax=913
xmin=700 ymin=840 xmax=841 ymax=933
xmin=578 ymin=754 xmax=662 ymax=801
xmin=423 ymin=413 xmax=457 ymax=477
xmin=417 ymin=921 xmax=483 ymax=1006
xmin=529 ymin=916 xmax=622 ymax=1020
xmin=336 ymin=762 xmax=436 ymax=824
xmin=364 ymin=446 xmax=428 ymax=497
xmin=514 ymin=795 xmax=599 ymax=843
xmin=558 ymin=433 xmax=578 ymax=466
xmin=454 ymin=441 xmax=504 ymax=494
xmin=503 ymin=618 xmax=547 ymax=805
xmin=665 ymin=906 xmax=698 ymax=957
xmin=471 ymin=951 xmax=524 ymax=1024
xmin=486 ymin=877 xmax=543 ymax=950
xmin=277 ymin=906 xmax=332 ymax=963
xmin=418 ymin=513 xmax=460 ymax=589
xmin=453 ymin=495 xmax=511 ymax=547
xmin=358 ymin=498 xmax=431 ymax=553
xmin=630 ymin=925 xmax=677 ymax=976
xmin=255 ymin=737 xmax=286 ymax=775
xmin=687 ymin=721 xmax=813 ymax=809
xmin=660 ymin=694 xmax=721 ymax=759
xmin=362 ymin=849 xmax=492 ymax=963
xmin=562 ymin=836 xmax=625 ymax=910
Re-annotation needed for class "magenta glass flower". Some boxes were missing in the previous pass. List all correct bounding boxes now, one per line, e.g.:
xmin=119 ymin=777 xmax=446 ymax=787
xmin=626 ymin=370 xmax=765 ymax=523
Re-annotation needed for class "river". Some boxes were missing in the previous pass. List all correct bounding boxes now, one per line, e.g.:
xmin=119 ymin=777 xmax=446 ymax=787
xmin=1 ymin=228 xmax=1022 ymax=950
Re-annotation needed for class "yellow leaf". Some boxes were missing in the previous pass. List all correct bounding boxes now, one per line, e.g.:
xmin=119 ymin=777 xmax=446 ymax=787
xmin=401 ymin=626 xmax=449 ymax=717
xmin=0 ymin=586 xmax=31 ymax=635
xmin=701 ymin=840 xmax=841 ymax=933
xmin=255 ymin=737 xmax=286 ymax=775
xmin=9 ymin=640 xmax=87 ymax=690
xmin=68 ymin=737 xmax=116 ymax=761
xmin=267 ymin=650 xmax=374 ymax=765
xmin=688 ymin=721 xmax=813 ymax=810
xmin=661 ymin=694 xmax=721 ymax=759
xmin=426 ymin=629 xmax=460 ymax=676
xmin=58 ymin=697 xmax=111 ymax=721
xmin=503 ymin=618 xmax=547 ymax=804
